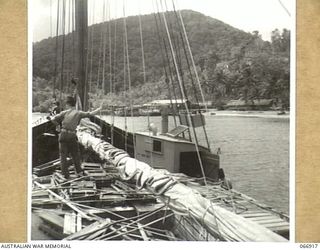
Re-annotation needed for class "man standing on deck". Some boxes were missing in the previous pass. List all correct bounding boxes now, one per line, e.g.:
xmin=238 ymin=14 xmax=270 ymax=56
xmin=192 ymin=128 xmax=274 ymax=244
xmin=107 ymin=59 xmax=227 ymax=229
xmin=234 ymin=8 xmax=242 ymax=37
xmin=48 ymin=96 xmax=103 ymax=179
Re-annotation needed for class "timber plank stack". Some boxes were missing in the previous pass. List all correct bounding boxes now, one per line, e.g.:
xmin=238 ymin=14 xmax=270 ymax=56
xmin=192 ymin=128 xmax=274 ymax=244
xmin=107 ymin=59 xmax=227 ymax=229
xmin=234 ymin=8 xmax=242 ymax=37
xmin=32 ymin=160 xmax=289 ymax=241
xmin=32 ymin=161 xmax=177 ymax=241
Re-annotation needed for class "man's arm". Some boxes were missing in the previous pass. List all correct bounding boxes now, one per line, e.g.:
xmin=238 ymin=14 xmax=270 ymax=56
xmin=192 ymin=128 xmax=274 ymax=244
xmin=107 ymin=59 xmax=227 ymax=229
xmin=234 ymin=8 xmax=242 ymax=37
xmin=89 ymin=106 xmax=102 ymax=116
xmin=89 ymin=101 xmax=105 ymax=116
xmin=47 ymin=111 xmax=65 ymax=125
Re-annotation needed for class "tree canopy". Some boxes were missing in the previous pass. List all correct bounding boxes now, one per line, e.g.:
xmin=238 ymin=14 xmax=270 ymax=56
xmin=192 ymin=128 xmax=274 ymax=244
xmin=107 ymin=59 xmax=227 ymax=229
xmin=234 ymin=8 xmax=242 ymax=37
xmin=33 ymin=10 xmax=290 ymax=111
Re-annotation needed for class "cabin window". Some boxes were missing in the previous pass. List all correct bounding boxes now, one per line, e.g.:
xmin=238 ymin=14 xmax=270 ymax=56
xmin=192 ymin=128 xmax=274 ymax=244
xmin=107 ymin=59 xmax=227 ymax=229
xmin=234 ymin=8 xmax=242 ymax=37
xmin=153 ymin=140 xmax=162 ymax=153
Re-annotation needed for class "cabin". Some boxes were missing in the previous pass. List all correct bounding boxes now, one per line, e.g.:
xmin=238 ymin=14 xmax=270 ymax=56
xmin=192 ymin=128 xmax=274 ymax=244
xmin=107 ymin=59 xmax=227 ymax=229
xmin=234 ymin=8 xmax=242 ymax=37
xmin=135 ymin=131 xmax=220 ymax=180
xmin=134 ymin=109 xmax=219 ymax=181
xmin=225 ymin=99 xmax=274 ymax=111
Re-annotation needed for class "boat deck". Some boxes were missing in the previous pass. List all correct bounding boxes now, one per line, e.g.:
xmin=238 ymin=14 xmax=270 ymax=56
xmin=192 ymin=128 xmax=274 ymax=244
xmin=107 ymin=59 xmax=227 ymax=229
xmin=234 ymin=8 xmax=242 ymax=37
xmin=32 ymin=161 xmax=177 ymax=241
xmin=32 ymin=160 xmax=289 ymax=241
xmin=177 ymin=178 xmax=289 ymax=238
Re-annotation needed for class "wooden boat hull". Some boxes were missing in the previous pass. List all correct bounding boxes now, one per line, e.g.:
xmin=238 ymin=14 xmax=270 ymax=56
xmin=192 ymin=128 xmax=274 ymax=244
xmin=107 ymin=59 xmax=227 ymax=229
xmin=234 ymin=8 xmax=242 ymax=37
xmin=32 ymin=116 xmax=135 ymax=168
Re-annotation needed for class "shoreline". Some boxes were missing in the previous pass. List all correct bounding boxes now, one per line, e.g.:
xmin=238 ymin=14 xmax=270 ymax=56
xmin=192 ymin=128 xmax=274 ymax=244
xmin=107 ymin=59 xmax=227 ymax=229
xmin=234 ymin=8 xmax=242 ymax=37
xmin=207 ymin=110 xmax=290 ymax=119
xmin=32 ymin=110 xmax=290 ymax=123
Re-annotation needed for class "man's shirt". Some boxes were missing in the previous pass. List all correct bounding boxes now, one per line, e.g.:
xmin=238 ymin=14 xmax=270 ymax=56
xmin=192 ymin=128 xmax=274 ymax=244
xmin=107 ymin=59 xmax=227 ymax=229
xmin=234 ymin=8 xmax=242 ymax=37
xmin=52 ymin=108 xmax=90 ymax=131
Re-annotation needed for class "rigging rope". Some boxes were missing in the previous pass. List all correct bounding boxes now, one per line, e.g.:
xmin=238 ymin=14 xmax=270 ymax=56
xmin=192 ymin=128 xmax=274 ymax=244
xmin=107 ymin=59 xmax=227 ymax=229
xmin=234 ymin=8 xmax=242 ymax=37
xmin=97 ymin=19 xmax=104 ymax=91
xmin=123 ymin=1 xmax=137 ymax=159
xmin=67 ymin=0 xmax=73 ymax=94
xmin=278 ymin=0 xmax=291 ymax=17
xmin=171 ymin=1 xmax=211 ymax=150
xmin=159 ymin=0 xmax=207 ymax=186
xmin=84 ymin=0 xmax=90 ymax=106
xmin=155 ymin=0 xmax=188 ymax=138
xmin=123 ymin=29 xmax=128 ymax=152
xmin=102 ymin=0 xmax=107 ymax=95
xmin=109 ymin=4 xmax=119 ymax=146
xmin=52 ymin=0 xmax=61 ymax=100
xmin=138 ymin=2 xmax=146 ymax=85
xmin=88 ymin=0 xmax=95 ymax=95
xmin=173 ymin=0 xmax=208 ymax=112
xmin=50 ymin=0 xmax=52 ymax=37
xmin=163 ymin=2 xmax=190 ymax=106
xmin=152 ymin=1 xmax=178 ymax=127
xmin=107 ymin=2 xmax=115 ymax=145
xmin=72 ymin=0 xmax=76 ymax=76
xmin=112 ymin=9 xmax=119 ymax=146
xmin=155 ymin=1 xmax=181 ymax=102
xmin=59 ymin=0 xmax=67 ymax=106
xmin=108 ymin=9 xmax=112 ymax=94
xmin=112 ymin=17 xmax=118 ymax=94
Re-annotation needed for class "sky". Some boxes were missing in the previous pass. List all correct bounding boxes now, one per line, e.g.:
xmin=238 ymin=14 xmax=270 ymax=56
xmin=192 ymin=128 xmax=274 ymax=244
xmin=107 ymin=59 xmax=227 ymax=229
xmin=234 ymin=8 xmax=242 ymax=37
xmin=31 ymin=0 xmax=294 ymax=42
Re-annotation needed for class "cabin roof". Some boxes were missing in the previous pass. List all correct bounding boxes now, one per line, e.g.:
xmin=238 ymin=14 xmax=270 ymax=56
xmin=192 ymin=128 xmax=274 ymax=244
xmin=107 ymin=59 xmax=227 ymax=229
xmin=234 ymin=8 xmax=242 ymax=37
xmin=135 ymin=131 xmax=194 ymax=144
xmin=135 ymin=131 xmax=209 ymax=152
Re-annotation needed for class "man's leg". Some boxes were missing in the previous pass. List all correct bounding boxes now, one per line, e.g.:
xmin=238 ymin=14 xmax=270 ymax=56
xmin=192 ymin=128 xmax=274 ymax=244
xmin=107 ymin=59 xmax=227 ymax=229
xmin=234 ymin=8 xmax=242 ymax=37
xmin=69 ymin=140 xmax=83 ymax=174
xmin=59 ymin=142 xmax=70 ymax=179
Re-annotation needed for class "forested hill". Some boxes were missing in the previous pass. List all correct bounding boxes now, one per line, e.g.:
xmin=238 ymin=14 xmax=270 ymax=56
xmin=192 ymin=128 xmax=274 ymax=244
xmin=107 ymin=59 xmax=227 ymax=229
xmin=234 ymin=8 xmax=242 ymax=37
xmin=33 ymin=10 xmax=290 ymax=111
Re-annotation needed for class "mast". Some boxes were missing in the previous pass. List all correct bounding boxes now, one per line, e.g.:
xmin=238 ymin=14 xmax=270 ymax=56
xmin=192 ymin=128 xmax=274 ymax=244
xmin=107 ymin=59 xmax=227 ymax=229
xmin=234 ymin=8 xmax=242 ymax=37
xmin=75 ymin=0 xmax=88 ymax=110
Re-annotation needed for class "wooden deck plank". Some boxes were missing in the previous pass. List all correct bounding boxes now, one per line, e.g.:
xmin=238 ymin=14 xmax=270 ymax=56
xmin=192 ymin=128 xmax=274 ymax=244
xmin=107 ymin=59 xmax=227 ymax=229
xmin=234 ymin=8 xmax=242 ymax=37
xmin=251 ymin=218 xmax=285 ymax=224
xmin=64 ymin=219 xmax=111 ymax=240
xmin=241 ymin=210 xmax=271 ymax=214
xmin=63 ymin=213 xmax=76 ymax=235
xmin=267 ymin=225 xmax=290 ymax=231
xmin=242 ymin=213 xmax=275 ymax=218
xmin=258 ymin=221 xmax=290 ymax=228
xmin=76 ymin=214 xmax=82 ymax=232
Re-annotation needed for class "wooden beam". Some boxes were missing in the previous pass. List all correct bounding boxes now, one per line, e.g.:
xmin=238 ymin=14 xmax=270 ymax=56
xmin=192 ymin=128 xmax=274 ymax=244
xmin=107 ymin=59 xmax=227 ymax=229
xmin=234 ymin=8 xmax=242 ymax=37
xmin=34 ymin=181 xmax=92 ymax=220
xmin=137 ymin=223 xmax=150 ymax=241
xmin=63 ymin=213 xmax=76 ymax=235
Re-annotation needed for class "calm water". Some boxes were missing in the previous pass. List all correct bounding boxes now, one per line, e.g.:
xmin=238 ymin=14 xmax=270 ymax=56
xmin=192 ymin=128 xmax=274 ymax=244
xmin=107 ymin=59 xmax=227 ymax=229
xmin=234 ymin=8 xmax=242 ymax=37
xmin=32 ymin=112 xmax=289 ymax=214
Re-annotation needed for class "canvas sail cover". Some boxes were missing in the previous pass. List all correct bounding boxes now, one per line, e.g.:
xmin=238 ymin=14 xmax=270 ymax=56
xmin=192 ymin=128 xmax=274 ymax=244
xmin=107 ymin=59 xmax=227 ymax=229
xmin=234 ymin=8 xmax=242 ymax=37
xmin=76 ymin=121 xmax=287 ymax=242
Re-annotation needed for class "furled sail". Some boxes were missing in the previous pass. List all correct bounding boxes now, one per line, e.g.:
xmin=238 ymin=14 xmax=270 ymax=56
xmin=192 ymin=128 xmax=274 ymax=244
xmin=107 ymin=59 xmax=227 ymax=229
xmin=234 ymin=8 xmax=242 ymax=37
xmin=76 ymin=121 xmax=287 ymax=242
